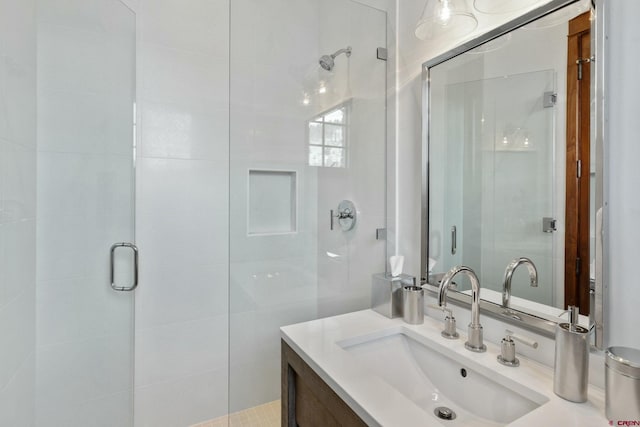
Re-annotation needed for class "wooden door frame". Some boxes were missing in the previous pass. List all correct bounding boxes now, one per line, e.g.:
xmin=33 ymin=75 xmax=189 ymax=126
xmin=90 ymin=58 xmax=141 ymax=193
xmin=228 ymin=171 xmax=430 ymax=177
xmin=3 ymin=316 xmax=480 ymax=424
xmin=564 ymin=12 xmax=591 ymax=314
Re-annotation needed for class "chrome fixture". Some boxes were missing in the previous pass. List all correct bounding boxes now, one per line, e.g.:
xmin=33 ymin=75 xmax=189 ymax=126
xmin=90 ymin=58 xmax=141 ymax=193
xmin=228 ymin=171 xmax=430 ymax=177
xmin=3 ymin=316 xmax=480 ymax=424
xmin=542 ymin=216 xmax=557 ymax=233
xmin=502 ymin=257 xmax=538 ymax=308
xmin=319 ymin=46 xmax=352 ymax=71
xmin=450 ymin=225 xmax=457 ymax=255
xmin=330 ymin=199 xmax=356 ymax=231
xmin=428 ymin=303 xmax=459 ymax=339
xmin=605 ymin=346 xmax=640 ymax=420
xmin=403 ymin=283 xmax=425 ymax=325
xmin=554 ymin=306 xmax=589 ymax=402
xmin=371 ymin=273 xmax=414 ymax=319
xmin=415 ymin=0 xmax=477 ymax=41
xmin=434 ymin=407 xmax=457 ymax=420
xmin=110 ymin=242 xmax=139 ymax=292
xmin=439 ymin=265 xmax=486 ymax=352
xmin=497 ymin=329 xmax=538 ymax=367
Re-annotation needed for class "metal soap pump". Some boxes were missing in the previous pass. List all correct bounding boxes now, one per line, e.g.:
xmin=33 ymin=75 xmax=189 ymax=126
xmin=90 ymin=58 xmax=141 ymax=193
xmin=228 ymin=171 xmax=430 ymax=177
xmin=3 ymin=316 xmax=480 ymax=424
xmin=553 ymin=306 xmax=589 ymax=402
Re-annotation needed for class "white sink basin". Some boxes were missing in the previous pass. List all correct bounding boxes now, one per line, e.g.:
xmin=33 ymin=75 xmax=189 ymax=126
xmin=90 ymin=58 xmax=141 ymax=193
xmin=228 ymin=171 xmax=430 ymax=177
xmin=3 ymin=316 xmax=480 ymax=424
xmin=339 ymin=329 xmax=549 ymax=426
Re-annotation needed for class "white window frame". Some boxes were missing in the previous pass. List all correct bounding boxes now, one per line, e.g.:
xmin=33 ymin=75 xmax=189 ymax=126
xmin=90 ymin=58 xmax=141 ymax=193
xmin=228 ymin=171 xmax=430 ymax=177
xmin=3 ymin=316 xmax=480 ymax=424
xmin=307 ymin=101 xmax=350 ymax=168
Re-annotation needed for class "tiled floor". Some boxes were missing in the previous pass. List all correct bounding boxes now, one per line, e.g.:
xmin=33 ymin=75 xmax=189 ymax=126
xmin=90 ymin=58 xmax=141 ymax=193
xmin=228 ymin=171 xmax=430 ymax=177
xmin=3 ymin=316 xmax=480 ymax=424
xmin=191 ymin=400 xmax=281 ymax=427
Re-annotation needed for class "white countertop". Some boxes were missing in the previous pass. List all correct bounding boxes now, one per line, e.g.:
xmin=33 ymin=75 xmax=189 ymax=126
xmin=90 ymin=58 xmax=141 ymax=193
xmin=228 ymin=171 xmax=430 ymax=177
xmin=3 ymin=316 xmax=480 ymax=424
xmin=281 ymin=309 xmax=606 ymax=427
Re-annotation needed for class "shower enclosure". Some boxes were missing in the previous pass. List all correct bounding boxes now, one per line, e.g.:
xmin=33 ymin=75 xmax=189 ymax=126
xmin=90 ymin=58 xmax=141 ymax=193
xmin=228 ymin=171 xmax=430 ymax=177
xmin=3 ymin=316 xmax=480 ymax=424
xmin=229 ymin=0 xmax=388 ymax=416
xmin=0 ymin=0 xmax=389 ymax=425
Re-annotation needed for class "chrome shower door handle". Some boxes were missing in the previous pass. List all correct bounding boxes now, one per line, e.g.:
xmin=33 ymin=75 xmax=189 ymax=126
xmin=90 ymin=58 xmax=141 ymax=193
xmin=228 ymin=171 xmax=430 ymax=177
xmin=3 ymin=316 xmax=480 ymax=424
xmin=451 ymin=226 xmax=457 ymax=255
xmin=110 ymin=242 xmax=139 ymax=291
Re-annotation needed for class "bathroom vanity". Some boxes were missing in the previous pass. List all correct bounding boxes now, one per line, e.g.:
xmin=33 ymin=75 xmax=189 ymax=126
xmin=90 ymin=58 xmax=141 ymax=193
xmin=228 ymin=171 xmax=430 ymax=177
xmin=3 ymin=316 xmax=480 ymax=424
xmin=281 ymin=309 xmax=606 ymax=426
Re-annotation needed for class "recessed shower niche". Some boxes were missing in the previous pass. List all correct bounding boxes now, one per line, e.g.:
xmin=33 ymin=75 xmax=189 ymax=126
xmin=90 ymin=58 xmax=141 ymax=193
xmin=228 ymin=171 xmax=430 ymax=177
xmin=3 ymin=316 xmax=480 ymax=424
xmin=248 ymin=169 xmax=298 ymax=235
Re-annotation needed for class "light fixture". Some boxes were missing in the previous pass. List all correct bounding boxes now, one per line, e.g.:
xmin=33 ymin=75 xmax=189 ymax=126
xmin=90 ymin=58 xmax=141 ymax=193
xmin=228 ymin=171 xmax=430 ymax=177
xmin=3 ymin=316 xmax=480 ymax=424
xmin=473 ymin=0 xmax=540 ymax=15
xmin=415 ymin=0 xmax=478 ymax=41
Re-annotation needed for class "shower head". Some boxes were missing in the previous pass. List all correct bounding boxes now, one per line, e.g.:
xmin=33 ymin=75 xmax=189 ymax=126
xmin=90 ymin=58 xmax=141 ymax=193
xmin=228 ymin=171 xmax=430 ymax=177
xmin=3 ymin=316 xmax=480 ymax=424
xmin=319 ymin=46 xmax=352 ymax=71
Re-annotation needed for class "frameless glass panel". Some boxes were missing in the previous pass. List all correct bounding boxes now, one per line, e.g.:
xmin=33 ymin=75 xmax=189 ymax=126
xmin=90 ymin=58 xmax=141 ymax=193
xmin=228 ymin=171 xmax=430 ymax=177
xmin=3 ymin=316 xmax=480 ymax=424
xmin=34 ymin=0 xmax=136 ymax=425
xmin=229 ymin=0 xmax=387 ymax=421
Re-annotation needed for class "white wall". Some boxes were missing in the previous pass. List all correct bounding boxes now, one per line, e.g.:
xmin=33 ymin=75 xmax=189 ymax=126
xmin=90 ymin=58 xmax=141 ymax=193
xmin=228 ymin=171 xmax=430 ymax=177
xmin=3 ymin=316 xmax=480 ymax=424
xmin=133 ymin=0 xmax=230 ymax=426
xmin=605 ymin=0 xmax=640 ymax=350
xmin=0 ymin=1 xmax=37 ymax=426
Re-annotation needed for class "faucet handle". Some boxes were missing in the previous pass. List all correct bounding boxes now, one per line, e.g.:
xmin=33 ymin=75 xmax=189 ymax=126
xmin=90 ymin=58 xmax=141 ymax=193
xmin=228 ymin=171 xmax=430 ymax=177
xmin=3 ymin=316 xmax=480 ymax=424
xmin=427 ymin=304 xmax=459 ymax=340
xmin=497 ymin=329 xmax=538 ymax=367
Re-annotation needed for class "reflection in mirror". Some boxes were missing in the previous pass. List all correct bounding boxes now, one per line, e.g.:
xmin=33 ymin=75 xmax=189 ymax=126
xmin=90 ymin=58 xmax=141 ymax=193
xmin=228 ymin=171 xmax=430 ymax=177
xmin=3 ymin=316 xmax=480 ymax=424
xmin=425 ymin=0 xmax=595 ymax=324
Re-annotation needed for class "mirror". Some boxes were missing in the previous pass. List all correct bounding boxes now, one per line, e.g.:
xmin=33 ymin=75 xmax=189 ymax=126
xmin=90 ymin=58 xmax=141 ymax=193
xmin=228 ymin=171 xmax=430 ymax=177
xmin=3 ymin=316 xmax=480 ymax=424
xmin=421 ymin=0 xmax=605 ymax=348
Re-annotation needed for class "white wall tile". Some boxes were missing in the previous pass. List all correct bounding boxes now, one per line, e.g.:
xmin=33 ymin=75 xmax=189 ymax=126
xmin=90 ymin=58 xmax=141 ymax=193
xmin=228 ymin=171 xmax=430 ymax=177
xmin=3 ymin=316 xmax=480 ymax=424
xmin=38 ymin=90 xmax=132 ymax=156
xmin=140 ymin=43 xmax=228 ymax=110
xmin=0 ymin=290 xmax=35 ymax=391
xmin=36 ymin=333 xmax=133 ymax=421
xmin=35 ymin=2 xmax=136 ymax=425
xmin=0 ymin=3 xmax=36 ymax=425
xmin=135 ymin=315 xmax=228 ymax=387
xmin=0 ymin=353 xmax=35 ymax=427
xmin=135 ymin=262 xmax=228 ymax=330
xmin=140 ymin=0 xmax=228 ymax=57
xmin=140 ymin=101 xmax=228 ymax=160
xmin=68 ymin=392 xmax=133 ymax=427
xmin=0 ymin=0 xmax=36 ymax=67
xmin=36 ymin=152 xmax=134 ymax=283
xmin=36 ymin=275 xmax=133 ymax=347
xmin=136 ymin=157 xmax=228 ymax=267
xmin=134 ymin=0 xmax=231 ymax=421
xmin=37 ymin=25 xmax=111 ymax=94
xmin=135 ymin=369 xmax=228 ymax=427
xmin=0 ymin=219 xmax=36 ymax=309
xmin=228 ymin=356 xmax=279 ymax=413
xmin=0 ymin=59 xmax=37 ymax=149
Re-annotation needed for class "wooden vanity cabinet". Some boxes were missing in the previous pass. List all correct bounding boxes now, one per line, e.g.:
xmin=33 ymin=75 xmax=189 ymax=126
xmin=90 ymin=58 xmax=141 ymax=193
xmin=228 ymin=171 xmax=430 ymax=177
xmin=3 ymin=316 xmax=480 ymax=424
xmin=281 ymin=340 xmax=367 ymax=427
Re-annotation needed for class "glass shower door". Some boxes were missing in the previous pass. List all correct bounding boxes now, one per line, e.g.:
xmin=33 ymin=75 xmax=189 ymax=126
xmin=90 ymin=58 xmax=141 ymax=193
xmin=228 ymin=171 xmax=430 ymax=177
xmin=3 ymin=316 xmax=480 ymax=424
xmin=229 ymin=0 xmax=387 ymax=420
xmin=35 ymin=0 xmax=136 ymax=425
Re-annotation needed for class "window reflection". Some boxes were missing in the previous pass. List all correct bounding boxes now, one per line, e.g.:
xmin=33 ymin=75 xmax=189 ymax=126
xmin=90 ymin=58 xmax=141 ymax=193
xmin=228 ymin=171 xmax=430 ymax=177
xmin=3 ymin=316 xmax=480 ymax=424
xmin=308 ymin=104 xmax=348 ymax=168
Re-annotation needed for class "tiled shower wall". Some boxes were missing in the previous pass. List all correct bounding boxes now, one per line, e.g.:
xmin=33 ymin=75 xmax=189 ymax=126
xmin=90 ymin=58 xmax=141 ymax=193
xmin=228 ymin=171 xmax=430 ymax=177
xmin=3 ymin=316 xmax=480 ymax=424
xmin=133 ymin=0 xmax=230 ymax=426
xmin=0 ymin=1 xmax=37 ymax=425
xmin=134 ymin=0 xmax=393 ymax=424
xmin=228 ymin=0 xmax=390 ymax=414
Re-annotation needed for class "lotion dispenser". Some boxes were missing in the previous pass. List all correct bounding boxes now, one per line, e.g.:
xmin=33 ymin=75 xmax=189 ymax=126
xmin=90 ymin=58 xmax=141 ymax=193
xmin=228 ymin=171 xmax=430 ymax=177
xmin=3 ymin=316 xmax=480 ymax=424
xmin=553 ymin=306 xmax=589 ymax=402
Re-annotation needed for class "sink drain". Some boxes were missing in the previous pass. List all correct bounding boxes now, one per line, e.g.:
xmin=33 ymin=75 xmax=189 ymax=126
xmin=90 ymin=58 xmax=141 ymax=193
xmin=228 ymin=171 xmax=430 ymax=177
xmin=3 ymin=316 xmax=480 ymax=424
xmin=434 ymin=406 xmax=457 ymax=420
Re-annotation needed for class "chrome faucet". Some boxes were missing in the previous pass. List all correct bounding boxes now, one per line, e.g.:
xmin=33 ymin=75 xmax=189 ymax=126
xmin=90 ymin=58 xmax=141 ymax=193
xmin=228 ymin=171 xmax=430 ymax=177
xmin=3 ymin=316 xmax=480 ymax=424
xmin=439 ymin=266 xmax=486 ymax=352
xmin=502 ymin=257 xmax=538 ymax=308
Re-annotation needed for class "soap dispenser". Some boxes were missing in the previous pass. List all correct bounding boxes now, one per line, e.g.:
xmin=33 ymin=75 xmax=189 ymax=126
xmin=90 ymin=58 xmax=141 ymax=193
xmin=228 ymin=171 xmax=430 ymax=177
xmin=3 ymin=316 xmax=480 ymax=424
xmin=553 ymin=306 xmax=589 ymax=402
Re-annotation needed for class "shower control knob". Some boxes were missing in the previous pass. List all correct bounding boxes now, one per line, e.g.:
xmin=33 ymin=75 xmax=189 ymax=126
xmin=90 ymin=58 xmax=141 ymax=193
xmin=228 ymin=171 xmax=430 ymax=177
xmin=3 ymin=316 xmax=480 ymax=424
xmin=330 ymin=200 xmax=357 ymax=231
